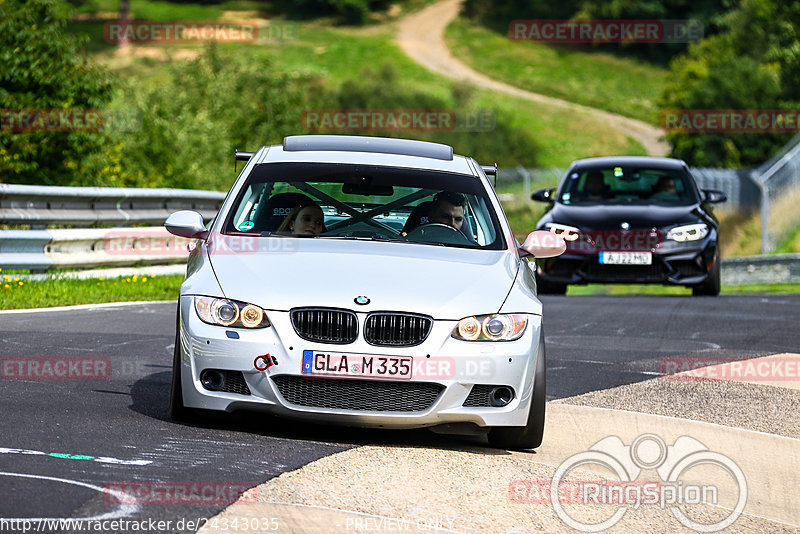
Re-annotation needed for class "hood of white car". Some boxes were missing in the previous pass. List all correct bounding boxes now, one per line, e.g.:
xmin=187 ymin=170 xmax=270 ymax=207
xmin=207 ymin=237 xmax=520 ymax=320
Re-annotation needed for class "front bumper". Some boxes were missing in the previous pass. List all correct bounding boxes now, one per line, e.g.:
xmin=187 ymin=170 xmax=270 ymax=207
xmin=536 ymin=236 xmax=718 ymax=285
xmin=176 ymin=296 xmax=543 ymax=429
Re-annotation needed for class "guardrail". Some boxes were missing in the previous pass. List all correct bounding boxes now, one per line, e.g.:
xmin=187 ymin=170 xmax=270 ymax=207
xmin=0 ymin=183 xmax=224 ymax=226
xmin=721 ymin=254 xmax=800 ymax=285
xmin=0 ymin=227 xmax=194 ymax=271
xmin=0 ymin=184 xmax=224 ymax=272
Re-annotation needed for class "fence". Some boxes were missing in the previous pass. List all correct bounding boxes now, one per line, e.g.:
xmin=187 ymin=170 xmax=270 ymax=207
xmin=752 ymin=133 xmax=800 ymax=253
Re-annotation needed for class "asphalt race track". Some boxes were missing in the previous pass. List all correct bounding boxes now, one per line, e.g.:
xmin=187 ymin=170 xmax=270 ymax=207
xmin=0 ymin=295 xmax=798 ymax=532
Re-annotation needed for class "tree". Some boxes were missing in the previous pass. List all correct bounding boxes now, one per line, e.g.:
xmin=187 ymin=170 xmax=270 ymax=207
xmin=0 ymin=0 xmax=116 ymax=185
xmin=659 ymin=0 xmax=799 ymax=167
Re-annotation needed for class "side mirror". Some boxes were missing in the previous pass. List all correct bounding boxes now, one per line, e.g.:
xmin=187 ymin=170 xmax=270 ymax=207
xmin=531 ymin=188 xmax=555 ymax=202
xmin=165 ymin=210 xmax=209 ymax=239
xmin=519 ymin=230 xmax=566 ymax=258
xmin=702 ymin=189 xmax=727 ymax=204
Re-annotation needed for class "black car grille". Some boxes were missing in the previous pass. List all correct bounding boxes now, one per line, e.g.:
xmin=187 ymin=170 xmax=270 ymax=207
xmin=364 ymin=313 xmax=432 ymax=347
xmin=584 ymin=262 xmax=665 ymax=282
xmin=201 ymin=370 xmax=251 ymax=395
xmin=463 ymin=385 xmax=496 ymax=407
xmin=272 ymin=375 xmax=444 ymax=412
xmin=221 ymin=371 xmax=251 ymax=395
xmin=671 ymin=260 xmax=706 ymax=277
xmin=290 ymin=308 xmax=357 ymax=344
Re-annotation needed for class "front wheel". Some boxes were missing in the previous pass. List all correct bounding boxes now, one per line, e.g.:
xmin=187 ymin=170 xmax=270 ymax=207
xmin=169 ymin=311 xmax=200 ymax=421
xmin=692 ymin=256 xmax=721 ymax=296
xmin=488 ymin=335 xmax=546 ymax=450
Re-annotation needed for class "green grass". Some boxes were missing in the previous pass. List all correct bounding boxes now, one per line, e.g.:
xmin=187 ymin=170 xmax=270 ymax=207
xmin=0 ymin=273 xmax=182 ymax=310
xmin=445 ymin=17 xmax=668 ymax=125
xmin=1 ymin=271 xmax=795 ymax=311
xmin=566 ymin=283 xmax=800 ymax=296
xmin=86 ymin=20 xmax=643 ymax=168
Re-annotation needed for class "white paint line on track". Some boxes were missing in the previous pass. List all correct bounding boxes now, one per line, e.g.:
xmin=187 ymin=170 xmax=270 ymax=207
xmin=0 ymin=471 xmax=139 ymax=521
xmin=0 ymin=300 xmax=175 ymax=315
xmin=0 ymin=446 xmax=152 ymax=465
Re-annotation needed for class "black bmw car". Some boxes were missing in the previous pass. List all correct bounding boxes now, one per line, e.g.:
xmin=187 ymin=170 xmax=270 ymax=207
xmin=532 ymin=156 xmax=726 ymax=296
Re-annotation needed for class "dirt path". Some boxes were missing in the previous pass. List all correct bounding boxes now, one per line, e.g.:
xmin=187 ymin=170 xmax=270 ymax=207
xmin=396 ymin=0 xmax=669 ymax=156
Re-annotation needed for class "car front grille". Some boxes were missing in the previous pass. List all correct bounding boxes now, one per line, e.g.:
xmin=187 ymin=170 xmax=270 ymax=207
xmin=221 ymin=371 xmax=251 ymax=395
xmin=290 ymin=308 xmax=357 ymax=344
xmin=462 ymin=384 xmax=496 ymax=407
xmin=272 ymin=375 xmax=444 ymax=412
xmin=200 ymin=369 xmax=251 ymax=395
xmin=671 ymin=260 xmax=705 ymax=277
xmin=584 ymin=262 xmax=665 ymax=282
xmin=364 ymin=313 xmax=432 ymax=347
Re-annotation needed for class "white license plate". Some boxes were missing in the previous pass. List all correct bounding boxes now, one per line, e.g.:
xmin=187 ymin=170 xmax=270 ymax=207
xmin=599 ymin=251 xmax=652 ymax=265
xmin=301 ymin=350 xmax=413 ymax=380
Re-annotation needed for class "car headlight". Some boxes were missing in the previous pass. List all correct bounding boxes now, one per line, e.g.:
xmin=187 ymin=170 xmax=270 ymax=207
xmin=544 ymin=223 xmax=580 ymax=241
xmin=452 ymin=314 xmax=527 ymax=341
xmin=194 ymin=297 xmax=270 ymax=329
xmin=666 ymin=223 xmax=709 ymax=242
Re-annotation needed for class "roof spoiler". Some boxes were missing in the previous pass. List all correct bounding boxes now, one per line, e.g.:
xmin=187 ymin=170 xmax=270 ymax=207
xmin=234 ymin=149 xmax=254 ymax=172
xmin=482 ymin=163 xmax=497 ymax=186
xmin=283 ymin=135 xmax=454 ymax=161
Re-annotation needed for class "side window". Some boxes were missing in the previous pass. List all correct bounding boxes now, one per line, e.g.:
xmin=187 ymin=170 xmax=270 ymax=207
xmin=231 ymin=183 xmax=268 ymax=231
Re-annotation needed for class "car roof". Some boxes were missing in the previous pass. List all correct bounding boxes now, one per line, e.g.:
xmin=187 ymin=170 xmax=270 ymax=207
xmin=253 ymin=135 xmax=477 ymax=175
xmin=569 ymin=156 xmax=688 ymax=171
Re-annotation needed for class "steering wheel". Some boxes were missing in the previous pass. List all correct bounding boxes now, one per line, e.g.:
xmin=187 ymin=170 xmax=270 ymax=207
xmin=404 ymin=223 xmax=472 ymax=246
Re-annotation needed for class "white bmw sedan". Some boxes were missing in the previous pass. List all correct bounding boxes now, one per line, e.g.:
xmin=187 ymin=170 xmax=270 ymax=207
xmin=165 ymin=135 xmax=565 ymax=450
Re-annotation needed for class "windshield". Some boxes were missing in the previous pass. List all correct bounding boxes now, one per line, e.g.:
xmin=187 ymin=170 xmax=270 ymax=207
xmin=558 ymin=167 xmax=698 ymax=205
xmin=222 ymin=162 xmax=504 ymax=250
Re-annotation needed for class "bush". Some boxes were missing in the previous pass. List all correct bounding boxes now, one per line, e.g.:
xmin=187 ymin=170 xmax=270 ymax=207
xmin=112 ymin=46 xmax=325 ymax=190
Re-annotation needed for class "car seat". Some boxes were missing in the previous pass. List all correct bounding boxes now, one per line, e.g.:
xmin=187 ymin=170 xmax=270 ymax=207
xmin=251 ymin=192 xmax=313 ymax=233
xmin=401 ymin=201 xmax=433 ymax=235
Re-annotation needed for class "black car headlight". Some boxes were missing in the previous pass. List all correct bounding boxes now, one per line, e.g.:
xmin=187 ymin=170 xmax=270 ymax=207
xmin=666 ymin=223 xmax=709 ymax=242
xmin=452 ymin=314 xmax=527 ymax=341
xmin=194 ymin=296 xmax=270 ymax=328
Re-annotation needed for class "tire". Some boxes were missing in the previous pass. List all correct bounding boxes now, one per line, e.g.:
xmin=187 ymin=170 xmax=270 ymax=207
xmin=536 ymin=273 xmax=567 ymax=295
xmin=488 ymin=335 xmax=547 ymax=450
xmin=692 ymin=256 xmax=721 ymax=296
xmin=169 ymin=308 xmax=198 ymax=421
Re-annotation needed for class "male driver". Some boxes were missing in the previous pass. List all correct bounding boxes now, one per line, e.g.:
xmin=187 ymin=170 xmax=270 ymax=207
xmin=428 ymin=191 xmax=466 ymax=230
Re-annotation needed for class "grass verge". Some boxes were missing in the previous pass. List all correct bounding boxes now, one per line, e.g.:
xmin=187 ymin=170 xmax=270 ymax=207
xmin=76 ymin=13 xmax=644 ymax=169
xmin=566 ymin=283 xmax=800 ymax=296
xmin=0 ymin=271 xmax=796 ymax=311
xmin=445 ymin=16 xmax=668 ymax=125
xmin=0 ymin=273 xmax=182 ymax=310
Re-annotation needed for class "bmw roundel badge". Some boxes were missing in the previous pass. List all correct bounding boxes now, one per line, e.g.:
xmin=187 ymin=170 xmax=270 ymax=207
xmin=354 ymin=296 xmax=370 ymax=305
